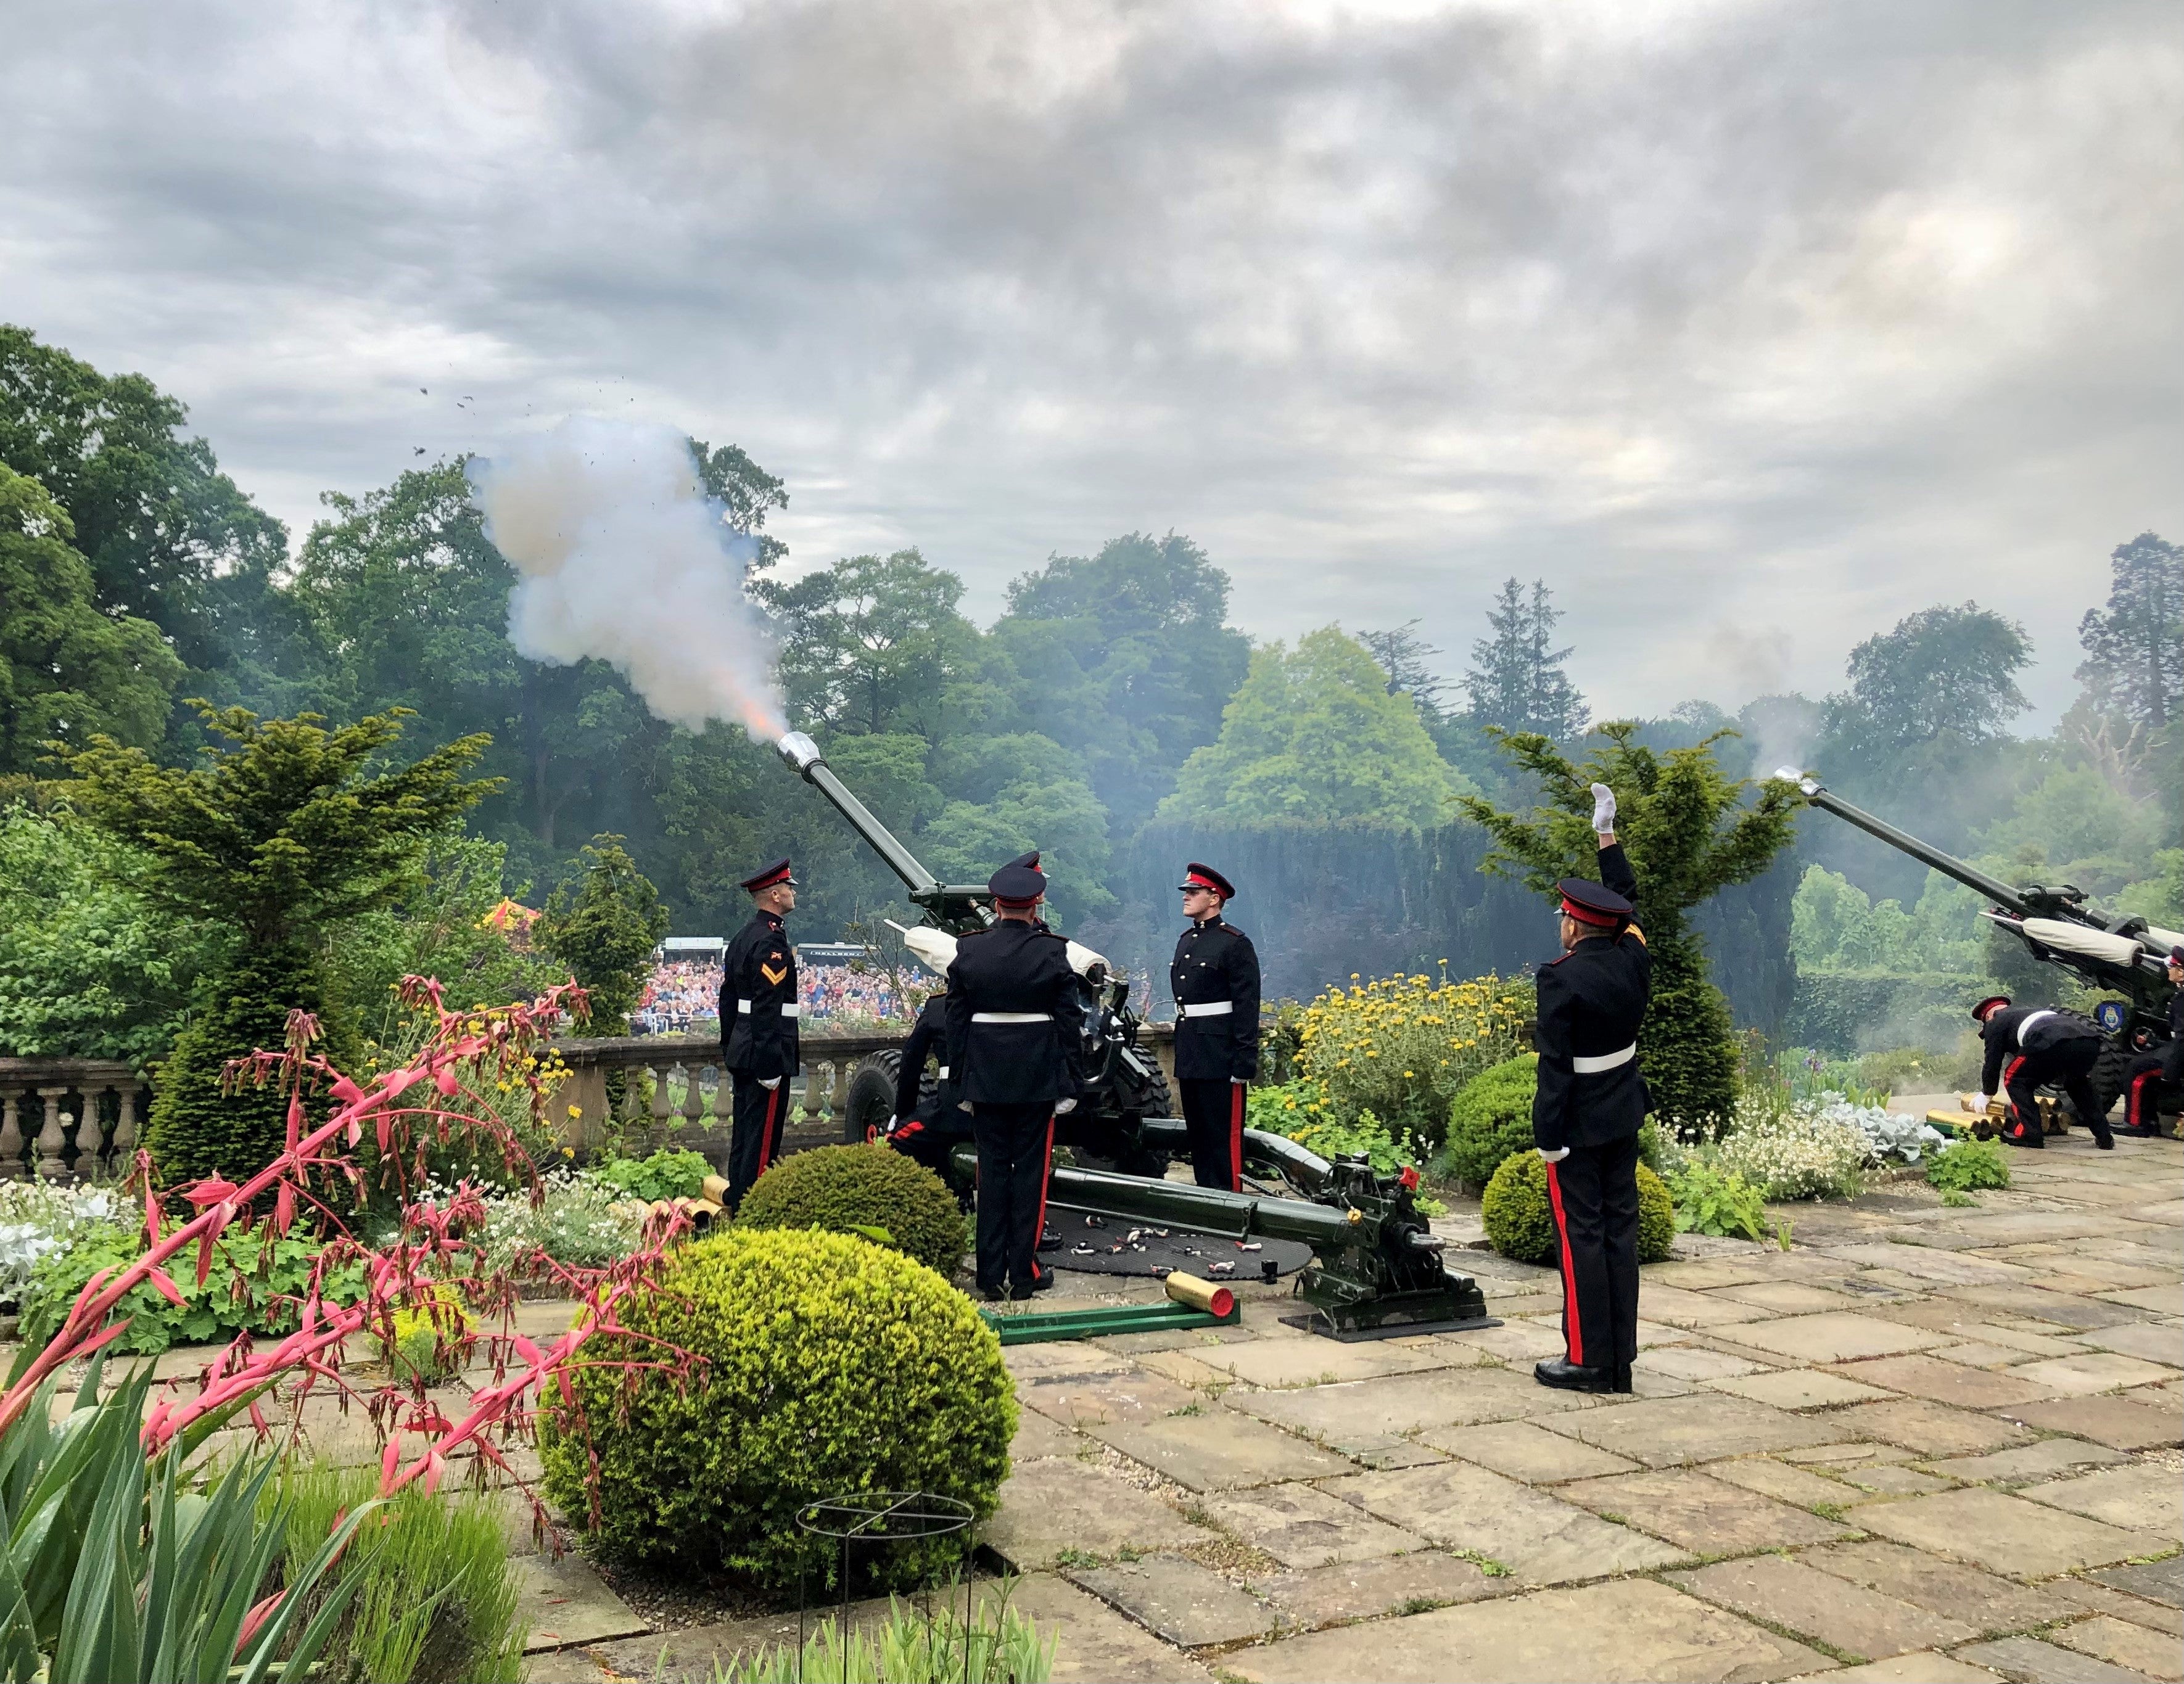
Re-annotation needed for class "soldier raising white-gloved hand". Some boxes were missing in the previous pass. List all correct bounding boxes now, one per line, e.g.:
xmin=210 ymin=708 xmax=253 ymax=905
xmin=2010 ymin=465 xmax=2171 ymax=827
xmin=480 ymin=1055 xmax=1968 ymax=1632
xmin=1590 ymin=782 xmax=1617 ymax=837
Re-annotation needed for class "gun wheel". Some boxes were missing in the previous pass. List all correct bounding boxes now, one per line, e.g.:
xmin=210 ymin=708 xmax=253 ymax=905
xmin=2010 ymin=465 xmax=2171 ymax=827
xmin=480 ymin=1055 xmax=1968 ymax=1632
xmin=844 ymin=1051 xmax=928 ymax=1145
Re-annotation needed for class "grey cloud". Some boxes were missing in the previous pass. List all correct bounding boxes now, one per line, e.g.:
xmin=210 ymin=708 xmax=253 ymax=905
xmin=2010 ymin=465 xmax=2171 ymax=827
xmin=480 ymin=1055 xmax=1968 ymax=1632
xmin=2 ymin=0 xmax=2180 ymax=726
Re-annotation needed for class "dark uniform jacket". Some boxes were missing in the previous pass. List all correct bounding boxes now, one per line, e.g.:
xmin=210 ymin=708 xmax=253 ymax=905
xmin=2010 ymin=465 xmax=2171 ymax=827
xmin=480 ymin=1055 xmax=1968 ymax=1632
xmin=720 ymin=911 xmax=798 ymax=1079
xmin=1532 ymin=843 xmax=1651 ymax=1153
xmin=893 ymin=992 xmax=964 ymax=1122
xmin=1979 ymin=1004 xmax=2101 ymax=1094
xmin=944 ymin=921 xmax=1079 ymax=1106
xmin=1170 ymin=919 xmax=1262 ymax=1082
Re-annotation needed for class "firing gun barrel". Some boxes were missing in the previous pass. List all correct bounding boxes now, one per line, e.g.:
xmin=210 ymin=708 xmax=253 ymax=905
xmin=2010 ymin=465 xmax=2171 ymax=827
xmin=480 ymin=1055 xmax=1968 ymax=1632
xmin=778 ymin=731 xmax=941 ymax=897
xmin=1781 ymin=770 xmax=2031 ymax=916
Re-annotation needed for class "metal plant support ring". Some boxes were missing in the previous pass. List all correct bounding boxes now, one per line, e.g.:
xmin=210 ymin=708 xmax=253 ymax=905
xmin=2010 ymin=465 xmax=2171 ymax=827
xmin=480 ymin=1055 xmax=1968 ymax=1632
xmin=794 ymin=1490 xmax=976 ymax=1684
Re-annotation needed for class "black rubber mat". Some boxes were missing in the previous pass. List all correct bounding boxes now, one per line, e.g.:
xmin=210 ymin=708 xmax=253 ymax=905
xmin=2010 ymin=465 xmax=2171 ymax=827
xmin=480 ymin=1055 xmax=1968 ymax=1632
xmin=1043 ymin=1212 xmax=1316 ymax=1281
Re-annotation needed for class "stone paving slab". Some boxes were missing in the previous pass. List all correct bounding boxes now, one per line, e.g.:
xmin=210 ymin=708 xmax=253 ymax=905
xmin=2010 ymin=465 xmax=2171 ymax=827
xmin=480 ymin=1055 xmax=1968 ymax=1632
xmin=2100 ymin=1285 xmax=2183 ymax=1314
xmin=2091 ymin=1557 xmax=2184 ymax=1607
xmin=2073 ymin=1323 xmax=2184 ymax=1367
xmin=1535 ymin=1391 xmax=1840 ymax=1466
xmin=2048 ymin=1614 xmax=2183 ymax=1681
xmin=1707 ymin=1368 xmax=1898 ymax=1410
xmin=1256 ymin=1550 xmax=1509 ymax=1628
xmin=511 ymin=1555 xmax=651 ymax=1653
xmin=1797 ymin=1539 xmax=2079 ymax=1635
xmin=1828 ymin=1353 xmax=2061 ymax=1410
xmin=1085 ymin=1411 xmax=1353 ymax=1492
xmin=1945 ymin=1286 xmax=2153 ymax=1330
xmin=1226 ymin=1577 xmax=1829 ymax=1683
xmin=2021 ymin=1464 xmax=2183 ymax=1534
xmin=2001 ymin=1394 xmax=2180 ymax=1448
xmin=1836 ymin=1464 xmax=1955 ymax=1497
xmin=1012 ymin=1407 xmax=1085 ymax=1460
xmin=984 ymin=1457 xmax=1217 ymax=1569
xmin=1636 ymin=1344 xmax=1772 ymax=1382
xmin=1324 ymin=1461 xmax=1693 ymax=1584
xmin=1781 ymin=1440 xmax=1921 ymax=1467
xmin=1440 ymin=1318 xmax=1568 ymax=1362
xmin=1726 ymin=1312 xmax=1955 ymax=1364
xmin=1782 ymin=1655 xmax=2007 ymax=1682
xmin=1065 ymin=1556 xmax=1279 ymax=1647
xmin=1851 ymin=1486 xmax=2158 ymax=1577
xmin=2053 ymin=1580 xmax=2184 ymax=1637
xmin=1954 ymin=1635 xmax=2162 ymax=1683
xmin=1817 ymin=1245 xmax=2037 ymax=1288
xmin=1232 ymin=1365 xmax=1599 ymax=1439
xmin=1667 ymin=1555 xmax=1979 ymax=1660
xmin=1710 ymin=1280 xmax=1865 ymax=1313
xmin=2007 ymin=1352 xmax=2179 ymax=1395
xmin=1200 ymin=1481 xmax=1426 ymax=1567
xmin=1559 ymin=1467 xmax=1860 ymax=1553
xmin=999 ymin=1572 xmax=1221 ymax=1683
xmin=1701 ymin=1454 xmax=1857 ymax=1508
xmin=1192 ymin=1336 xmax=1475 ymax=1389
xmin=1017 ymin=1368 xmax=1203 ymax=1427
xmin=1626 ymin=1283 xmax=1773 ymax=1328
xmin=1424 ymin=1416 xmax=1639 ymax=1482
xmin=1826 ymin=1399 xmax=2036 ymax=1457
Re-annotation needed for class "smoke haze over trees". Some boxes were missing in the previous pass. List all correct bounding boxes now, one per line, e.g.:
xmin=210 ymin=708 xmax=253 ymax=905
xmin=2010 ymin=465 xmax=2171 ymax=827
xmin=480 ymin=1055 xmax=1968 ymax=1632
xmin=1 ymin=326 xmax=2176 ymax=1068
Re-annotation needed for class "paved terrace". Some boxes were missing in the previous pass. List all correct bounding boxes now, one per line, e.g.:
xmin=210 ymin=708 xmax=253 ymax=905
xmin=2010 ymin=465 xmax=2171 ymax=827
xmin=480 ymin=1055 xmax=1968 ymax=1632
xmin=521 ymin=1123 xmax=2182 ymax=1684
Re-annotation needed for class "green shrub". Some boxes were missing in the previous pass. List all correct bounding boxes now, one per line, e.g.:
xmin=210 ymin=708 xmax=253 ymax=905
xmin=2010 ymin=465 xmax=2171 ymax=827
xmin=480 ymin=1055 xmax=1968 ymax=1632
xmin=1641 ymin=941 xmax=1741 ymax=1132
xmin=717 ymin=1594 xmax=1055 ymax=1683
xmin=1926 ymin=1138 xmax=2011 ymax=1194
xmin=593 ymin=1147 xmax=712 ymax=1203
xmin=381 ymin=1283 xmax=473 ymax=1382
xmin=278 ymin=1465 xmax=525 ymax=1683
xmin=1666 ymin=1162 xmax=1769 ymax=1242
xmin=539 ymin=1228 xmax=1015 ymax=1590
xmin=738 ymin=1143 xmax=965 ymax=1276
xmin=1481 ymin=1151 xmax=1673 ymax=1266
xmin=1248 ymin=1081 xmax=1427 ymax=1178
xmin=1291 ymin=970 xmax=1533 ymax=1146
xmin=143 ymin=941 xmax=361 ymax=1186
xmin=1438 ymin=1053 xmax=1538 ymax=1188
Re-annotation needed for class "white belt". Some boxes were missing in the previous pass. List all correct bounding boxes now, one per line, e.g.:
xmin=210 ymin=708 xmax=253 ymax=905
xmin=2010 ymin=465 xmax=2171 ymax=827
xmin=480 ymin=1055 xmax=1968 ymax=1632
xmin=1572 ymin=1043 xmax=1636 ymax=1074
xmin=737 ymin=1000 xmax=800 ymax=1017
xmin=1181 ymin=1001 xmax=1234 ymax=1017
xmin=971 ymin=1012 xmax=1051 ymax=1024
xmin=2016 ymin=1009 xmax=2055 ymax=1044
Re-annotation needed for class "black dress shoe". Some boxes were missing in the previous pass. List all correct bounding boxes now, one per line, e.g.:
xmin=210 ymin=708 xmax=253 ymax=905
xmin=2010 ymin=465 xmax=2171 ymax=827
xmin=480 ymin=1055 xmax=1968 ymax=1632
xmin=1534 ymin=1357 xmax=1615 ymax=1394
xmin=1010 ymin=1271 xmax=1056 ymax=1300
xmin=978 ymin=1282 xmax=1007 ymax=1303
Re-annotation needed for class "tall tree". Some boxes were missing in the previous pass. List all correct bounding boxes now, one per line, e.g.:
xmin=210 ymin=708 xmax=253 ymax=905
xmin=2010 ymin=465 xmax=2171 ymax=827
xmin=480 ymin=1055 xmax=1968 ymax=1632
xmin=1823 ymin=602 xmax=2030 ymax=760
xmin=1464 ymin=578 xmax=1586 ymax=740
xmin=691 ymin=438 xmax=791 ymax=572
xmin=1162 ymin=628 xmax=1469 ymax=831
xmin=2077 ymin=531 xmax=2182 ymax=731
xmin=540 ymin=834 xmax=670 ymax=1036
xmin=0 ymin=324 xmax=288 ymax=694
xmin=0 ymin=466 xmax=182 ymax=773
xmin=1360 ymin=620 xmax=1448 ymax=720
xmin=756 ymin=549 xmax=982 ymax=740
xmin=1458 ymin=724 xmax=1800 ymax=1127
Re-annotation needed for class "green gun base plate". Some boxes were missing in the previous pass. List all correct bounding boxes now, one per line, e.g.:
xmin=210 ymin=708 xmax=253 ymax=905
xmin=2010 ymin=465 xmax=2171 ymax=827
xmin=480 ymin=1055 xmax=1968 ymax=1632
xmin=978 ymin=1300 xmax=1239 ymax=1346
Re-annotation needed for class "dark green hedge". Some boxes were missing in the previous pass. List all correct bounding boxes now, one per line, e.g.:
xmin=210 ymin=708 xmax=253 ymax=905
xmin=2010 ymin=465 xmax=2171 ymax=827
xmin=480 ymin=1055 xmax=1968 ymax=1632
xmin=1790 ymin=969 xmax=1995 ymax=1057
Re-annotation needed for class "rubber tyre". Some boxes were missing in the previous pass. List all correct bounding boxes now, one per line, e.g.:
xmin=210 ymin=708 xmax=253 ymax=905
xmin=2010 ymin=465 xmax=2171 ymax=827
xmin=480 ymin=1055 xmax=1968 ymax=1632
xmin=2087 ymin=1038 xmax=2133 ymax=1122
xmin=844 ymin=1051 xmax=923 ymax=1144
xmin=1136 ymin=1065 xmax=1174 ymax=1123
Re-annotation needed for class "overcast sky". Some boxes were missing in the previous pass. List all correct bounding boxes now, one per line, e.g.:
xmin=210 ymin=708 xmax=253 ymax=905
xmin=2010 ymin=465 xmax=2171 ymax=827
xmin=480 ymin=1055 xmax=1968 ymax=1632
xmin=5 ymin=0 xmax=2180 ymax=731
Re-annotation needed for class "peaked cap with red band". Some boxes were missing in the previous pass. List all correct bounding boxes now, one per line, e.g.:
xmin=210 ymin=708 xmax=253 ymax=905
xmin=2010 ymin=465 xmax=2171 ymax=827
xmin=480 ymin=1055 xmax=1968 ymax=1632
xmin=988 ymin=861 xmax=1046 ymax=907
xmin=740 ymin=858 xmax=797 ymax=893
xmin=1555 ymin=877 xmax=1631 ymax=927
xmin=1177 ymin=862 xmax=1236 ymax=900
xmin=1005 ymin=850 xmax=1041 ymax=871
xmin=1971 ymin=993 xmax=2011 ymax=1022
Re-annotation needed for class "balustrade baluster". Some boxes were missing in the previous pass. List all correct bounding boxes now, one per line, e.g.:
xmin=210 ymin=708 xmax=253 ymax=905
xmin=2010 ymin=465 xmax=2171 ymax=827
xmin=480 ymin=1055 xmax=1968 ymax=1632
xmin=76 ymin=1085 xmax=107 ymax=1178
xmin=0 ymin=1089 xmax=23 ymax=1180
xmin=34 ymin=1088 xmax=68 ymax=1180
xmin=111 ymin=1081 xmax=140 ymax=1164
xmin=680 ymin=1061 xmax=706 ymax=1127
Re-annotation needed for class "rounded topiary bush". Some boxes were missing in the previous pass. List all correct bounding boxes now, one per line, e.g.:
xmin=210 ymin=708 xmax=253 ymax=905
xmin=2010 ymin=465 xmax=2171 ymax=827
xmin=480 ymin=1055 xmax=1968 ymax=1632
xmin=737 ymin=1143 xmax=965 ymax=1276
xmin=539 ymin=1228 xmax=1015 ymax=1589
xmin=1440 ymin=1053 xmax=1539 ymax=1188
xmin=1481 ymin=1151 xmax=1675 ymax=1266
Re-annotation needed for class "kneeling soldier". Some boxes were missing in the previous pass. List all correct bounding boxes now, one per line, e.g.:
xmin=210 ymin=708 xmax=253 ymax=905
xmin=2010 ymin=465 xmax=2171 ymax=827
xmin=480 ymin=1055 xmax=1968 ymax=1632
xmin=1533 ymin=784 xmax=1649 ymax=1396
xmin=1972 ymin=994 xmax=2115 ymax=1149
xmin=2120 ymin=946 xmax=2183 ymax=1138
xmin=946 ymin=858 xmax=1081 ymax=1299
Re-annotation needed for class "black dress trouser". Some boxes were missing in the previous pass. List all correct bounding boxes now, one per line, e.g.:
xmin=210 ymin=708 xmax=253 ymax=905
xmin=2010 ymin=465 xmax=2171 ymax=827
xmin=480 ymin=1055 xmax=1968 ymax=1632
xmin=2001 ymin=1040 xmax=2112 ymax=1146
xmin=2124 ymin=1049 xmax=2178 ymax=1133
xmin=1542 ymin=1133 xmax=1640 ymax=1373
xmin=1179 ymin=1078 xmax=1245 ymax=1191
xmin=973 ymin=1102 xmax=1054 ymax=1294
xmin=727 ymin=1075 xmax=786 ymax=1211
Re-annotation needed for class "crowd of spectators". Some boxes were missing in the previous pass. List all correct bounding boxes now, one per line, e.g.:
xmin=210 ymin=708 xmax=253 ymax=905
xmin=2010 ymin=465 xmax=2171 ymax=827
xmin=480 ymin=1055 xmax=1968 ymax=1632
xmin=630 ymin=955 xmax=915 ymax=1033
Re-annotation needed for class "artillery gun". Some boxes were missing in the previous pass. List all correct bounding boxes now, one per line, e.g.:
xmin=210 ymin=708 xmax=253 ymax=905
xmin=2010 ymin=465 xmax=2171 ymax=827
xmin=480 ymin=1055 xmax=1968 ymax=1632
xmin=1788 ymin=770 xmax=2180 ymax=1115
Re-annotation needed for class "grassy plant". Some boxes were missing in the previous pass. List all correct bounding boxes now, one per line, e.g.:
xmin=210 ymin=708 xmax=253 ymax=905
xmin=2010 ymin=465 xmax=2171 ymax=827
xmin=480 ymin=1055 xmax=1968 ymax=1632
xmin=1665 ymin=1162 xmax=1769 ymax=1242
xmin=275 ymin=1466 xmax=525 ymax=1684
xmin=709 ymin=1593 xmax=1055 ymax=1684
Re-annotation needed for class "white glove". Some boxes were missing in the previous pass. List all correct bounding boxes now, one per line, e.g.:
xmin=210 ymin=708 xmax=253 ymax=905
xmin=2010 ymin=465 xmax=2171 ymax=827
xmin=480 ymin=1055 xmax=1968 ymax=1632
xmin=1536 ymin=1146 xmax=1571 ymax=1164
xmin=1590 ymin=782 xmax=1616 ymax=834
xmin=758 ymin=1077 xmax=782 ymax=1091
xmin=1971 ymin=1093 xmax=1991 ymax=1115
xmin=1055 ymin=1098 xmax=1077 ymax=1114
xmin=1230 ymin=1077 xmax=1247 ymax=1086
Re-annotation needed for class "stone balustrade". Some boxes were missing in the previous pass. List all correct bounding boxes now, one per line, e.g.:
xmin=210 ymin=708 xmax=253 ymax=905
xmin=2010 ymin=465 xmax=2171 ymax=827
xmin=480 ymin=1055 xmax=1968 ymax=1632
xmin=0 ymin=1059 xmax=150 ymax=1181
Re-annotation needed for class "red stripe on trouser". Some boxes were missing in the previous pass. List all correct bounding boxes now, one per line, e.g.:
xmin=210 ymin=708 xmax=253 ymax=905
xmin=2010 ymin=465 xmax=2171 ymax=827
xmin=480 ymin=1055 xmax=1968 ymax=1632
xmin=2001 ymin=1056 xmax=2032 ymax=1135
xmin=1031 ymin=1115 xmax=1055 ymax=1280
xmin=1229 ymin=1084 xmax=1245 ymax=1192
xmin=758 ymin=1083 xmax=782 ymax=1172
xmin=2127 ymin=1071 xmax=2155 ymax=1130
xmin=1543 ymin=1160 xmax=1583 ymax=1366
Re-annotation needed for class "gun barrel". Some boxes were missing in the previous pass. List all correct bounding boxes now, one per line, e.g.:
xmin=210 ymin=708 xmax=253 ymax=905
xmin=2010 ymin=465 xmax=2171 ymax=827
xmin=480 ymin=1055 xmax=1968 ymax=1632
xmin=777 ymin=732 xmax=940 ymax=897
xmin=1787 ymin=773 xmax=2030 ymax=916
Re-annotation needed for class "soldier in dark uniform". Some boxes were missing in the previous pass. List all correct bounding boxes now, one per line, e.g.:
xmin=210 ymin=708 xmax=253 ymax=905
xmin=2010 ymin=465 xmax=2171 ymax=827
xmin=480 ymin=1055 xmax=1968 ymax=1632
xmin=2120 ymin=946 xmax=2183 ymax=1138
xmin=720 ymin=858 xmax=800 ymax=1210
xmin=1170 ymin=863 xmax=1261 ymax=1191
xmin=946 ymin=858 xmax=1080 ymax=1299
xmin=884 ymin=982 xmax=971 ymax=1180
xmin=1533 ymin=784 xmax=1650 ymax=1395
xmin=1972 ymin=995 xmax=2115 ymax=1149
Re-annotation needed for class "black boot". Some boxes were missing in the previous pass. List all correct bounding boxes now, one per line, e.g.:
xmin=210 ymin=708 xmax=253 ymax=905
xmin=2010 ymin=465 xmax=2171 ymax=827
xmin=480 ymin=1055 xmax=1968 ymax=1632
xmin=2001 ymin=1119 xmax=2044 ymax=1148
xmin=1535 ymin=1357 xmax=1615 ymax=1394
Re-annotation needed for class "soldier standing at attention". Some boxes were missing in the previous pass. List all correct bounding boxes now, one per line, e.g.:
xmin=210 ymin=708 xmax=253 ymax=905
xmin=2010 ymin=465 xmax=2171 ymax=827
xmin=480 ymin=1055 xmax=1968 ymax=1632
xmin=946 ymin=858 xmax=1080 ymax=1300
xmin=1533 ymin=784 xmax=1650 ymax=1396
xmin=720 ymin=858 xmax=799 ymax=1210
xmin=1971 ymin=994 xmax=2116 ymax=1149
xmin=1171 ymin=864 xmax=1261 ymax=1191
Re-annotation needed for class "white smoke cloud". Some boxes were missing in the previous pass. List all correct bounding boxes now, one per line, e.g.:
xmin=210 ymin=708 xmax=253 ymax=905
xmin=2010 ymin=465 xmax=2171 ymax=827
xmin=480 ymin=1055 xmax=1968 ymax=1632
xmin=466 ymin=416 xmax=788 ymax=739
